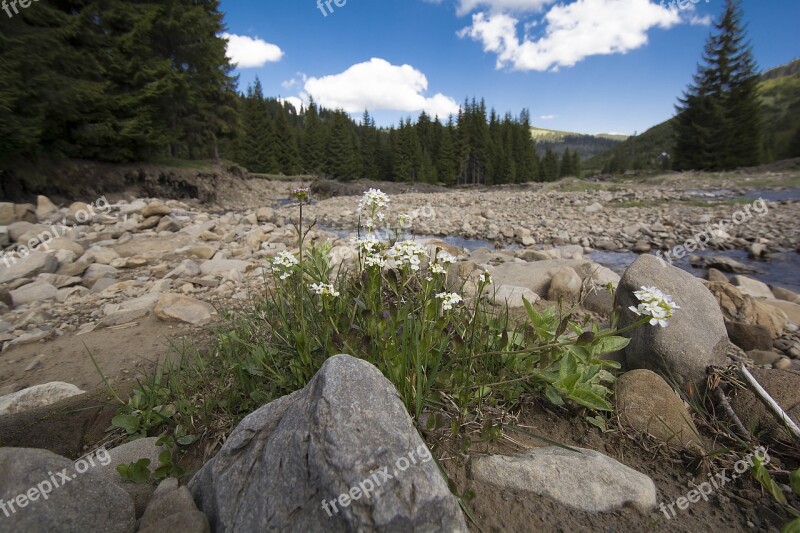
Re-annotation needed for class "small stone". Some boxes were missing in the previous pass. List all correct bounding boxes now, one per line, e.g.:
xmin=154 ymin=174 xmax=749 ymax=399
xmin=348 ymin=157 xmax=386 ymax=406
xmin=142 ymin=201 xmax=172 ymax=218
xmin=154 ymin=293 xmax=216 ymax=325
xmin=0 ymin=381 xmax=84 ymax=415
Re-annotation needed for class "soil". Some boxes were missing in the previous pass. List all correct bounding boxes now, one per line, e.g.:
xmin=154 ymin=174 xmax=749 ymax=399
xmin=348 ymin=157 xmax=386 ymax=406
xmin=431 ymin=400 xmax=798 ymax=532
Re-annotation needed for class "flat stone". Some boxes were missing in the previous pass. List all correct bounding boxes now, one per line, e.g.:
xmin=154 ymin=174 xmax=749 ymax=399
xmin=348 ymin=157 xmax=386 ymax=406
xmin=0 ymin=252 xmax=59 ymax=284
xmin=488 ymin=285 xmax=540 ymax=308
xmin=0 ymin=382 xmax=85 ymax=415
xmin=471 ymin=446 xmax=656 ymax=513
xmin=199 ymin=259 xmax=251 ymax=276
xmin=733 ymin=275 xmax=774 ymax=299
xmin=154 ymin=293 xmax=216 ymax=325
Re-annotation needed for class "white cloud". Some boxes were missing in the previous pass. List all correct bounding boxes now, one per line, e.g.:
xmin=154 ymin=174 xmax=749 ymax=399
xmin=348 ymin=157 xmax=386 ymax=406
xmin=281 ymin=72 xmax=308 ymax=90
xmin=279 ymin=97 xmax=305 ymax=112
xmin=426 ymin=0 xmax=555 ymax=16
xmin=539 ymin=114 xmax=557 ymax=120
xmin=303 ymin=58 xmax=460 ymax=117
xmin=221 ymin=33 xmax=283 ymax=69
xmin=459 ymin=0 xmax=681 ymax=72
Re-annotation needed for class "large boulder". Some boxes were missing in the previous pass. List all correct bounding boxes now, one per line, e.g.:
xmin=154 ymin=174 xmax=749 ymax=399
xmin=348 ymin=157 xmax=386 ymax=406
xmin=188 ymin=355 xmax=465 ymax=532
xmin=730 ymin=368 xmax=800 ymax=440
xmin=0 ymin=448 xmax=135 ymax=532
xmin=470 ymin=446 xmax=656 ymax=513
xmin=0 ymin=203 xmax=15 ymax=225
xmin=9 ymin=281 xmax=59 ymax=307
xmin=547 ymin=267 xmax=582 ymax=304
xmin=154 ymin=294 xmax=216 ymax=325
xmin=616 ymin=254 xmax=727 ymax=391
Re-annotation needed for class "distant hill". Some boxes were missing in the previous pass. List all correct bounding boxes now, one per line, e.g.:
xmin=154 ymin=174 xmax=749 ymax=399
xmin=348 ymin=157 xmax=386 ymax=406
xmin=531 ymin=127 xmax=628 ymax=159
xmin=584 ymin=58 xmax=800 ymax=173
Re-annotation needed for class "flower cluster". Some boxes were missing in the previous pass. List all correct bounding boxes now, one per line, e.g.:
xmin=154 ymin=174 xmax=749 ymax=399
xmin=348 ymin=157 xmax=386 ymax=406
xmin=436 ymin=292 xmax=463 ymax=311
xmin=357 ymin=188 xmax=389 ymax=230
xmin=386 ymin=241 xmax=428 ymax=272
xmin=628 ymin=286 xmax=680 ymax=328
xmin=436 ymin=251 xmax=457 ymax=265
xmin=479 ymin=270 xmax=492 ymax=285
xmin=272 ymin=251 xmax=299 ymax=281
xmin=291 ymin=186 xmax=310 ymax=203
xmin=310 ymin=282 xmax=340 ymax=297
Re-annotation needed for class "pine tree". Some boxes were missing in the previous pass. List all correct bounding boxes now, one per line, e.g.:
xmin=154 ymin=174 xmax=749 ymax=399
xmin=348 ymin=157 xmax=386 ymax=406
xmin=674 ymin=0 xmax=762 ymax=170
xmin=539 ymin=148 xmax=559 ymax=182
xmin=301 ymin=98 xmax=326 ymax=174
xmin=559 ymin=148 xmax=574 ymax=178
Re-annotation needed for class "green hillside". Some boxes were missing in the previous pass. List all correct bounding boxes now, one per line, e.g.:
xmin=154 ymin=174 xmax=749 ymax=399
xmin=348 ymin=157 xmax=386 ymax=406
xmin=584 ymin=58 xmax=800 ymax=174
xmin=531 ymin=127 xmax=629 ymax=159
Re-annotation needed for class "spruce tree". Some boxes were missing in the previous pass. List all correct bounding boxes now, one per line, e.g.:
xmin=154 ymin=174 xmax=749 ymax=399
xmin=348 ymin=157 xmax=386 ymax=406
xmin=674 ymin=0 xmax=762 ymax=170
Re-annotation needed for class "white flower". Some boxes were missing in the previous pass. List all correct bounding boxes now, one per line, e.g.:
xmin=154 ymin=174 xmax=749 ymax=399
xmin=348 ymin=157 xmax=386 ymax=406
xmin=387 ymin=241 xmax=428 ymax=272
xmin=364 ymin=254 xmax=386 ymax=269
xmin=436 ymin=292 xmax=463 ymax=311
xmin=310 ymin=282 xmax=340 ymax=297
xmin=436 ymin=251 xmax=457 ymax=265
xmin=429 ymin=263 xmax=446 ymax=276
xmin=479 ymin=270 xmax=492 ymax=284
xmin=628 ymin=285 xmax=680 ymax=327
xmin=356 ymin=236 xmax=381 ymax=254
xmin=357 ymin=188 xmax=390 ymax=212
xmin=272 ymin=251 xmax=299 ymax=280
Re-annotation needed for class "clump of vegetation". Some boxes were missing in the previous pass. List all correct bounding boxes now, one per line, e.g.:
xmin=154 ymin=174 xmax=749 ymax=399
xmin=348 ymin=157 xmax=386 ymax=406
xmin=109 ymin=188 xmax=678 ymax=450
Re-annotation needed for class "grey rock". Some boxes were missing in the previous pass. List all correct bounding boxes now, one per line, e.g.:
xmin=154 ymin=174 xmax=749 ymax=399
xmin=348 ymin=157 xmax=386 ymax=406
xmin=0 ymin=225 xmax=8 ymax=247
xmin=82 ymin=263 xmax=119 ymax=286
xmin=0 ymin=252 xmax=59 ymax=284
xmin=0 ymin=448 xmax=135 ymax=532
xmin=547 ymin=267 xmax=582 ymax=304
xmin=772 ymin=286 xmax=800 ymax=304
xmin=616 ymin=254 xmax=727 ymax=391
xmin=471 ymin=446 xmax=656 ymax=513
xmin=10 ymin=281 xmax=58 ymax=306
xmin=488 ymin=284 xmax=540 ymax=308
xmin=189 ymin=355 xmax=465 ymax=532
xmin=490 ymin=259 xmax=588 ymax=298
xmin=198 ymin=259 xmax=251 ymax=276
xmin=733 ymin=275 xmax=774 ymax=299
xmin=97 ymin=438 xmax=166 ymax=517
xmin=746 ymin=350 xmax=783 ymax=366
xmin=0 ymin=382 xmax=85 ymax=416
xmin=142 ymin=201 xmax=172 ymax=218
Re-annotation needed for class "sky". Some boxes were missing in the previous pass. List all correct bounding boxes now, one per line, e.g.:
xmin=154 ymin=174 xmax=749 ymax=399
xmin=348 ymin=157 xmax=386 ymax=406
xmin=219 ymin=0 xmax=799 ymax=136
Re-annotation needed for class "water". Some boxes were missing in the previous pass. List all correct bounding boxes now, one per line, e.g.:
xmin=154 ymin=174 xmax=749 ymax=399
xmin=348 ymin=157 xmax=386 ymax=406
xmin=589 ymin=249 xmax=800 ymax=293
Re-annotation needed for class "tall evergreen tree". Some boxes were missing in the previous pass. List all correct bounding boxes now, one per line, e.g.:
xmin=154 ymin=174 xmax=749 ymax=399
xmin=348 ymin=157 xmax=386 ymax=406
xmin=674 ymin=0 xmax=762 ymax=170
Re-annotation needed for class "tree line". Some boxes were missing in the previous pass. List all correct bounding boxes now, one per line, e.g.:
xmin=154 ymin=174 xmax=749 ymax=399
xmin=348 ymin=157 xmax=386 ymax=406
xmin=224 ymin=81 xmax=581 ymax=184
xmin=0 ymin=0 xmax=580 ymax=185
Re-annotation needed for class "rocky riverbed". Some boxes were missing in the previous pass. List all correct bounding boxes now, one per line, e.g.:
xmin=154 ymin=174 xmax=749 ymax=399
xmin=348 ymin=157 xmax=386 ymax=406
xmin=1 ymin=171 xmax=799 ymax=532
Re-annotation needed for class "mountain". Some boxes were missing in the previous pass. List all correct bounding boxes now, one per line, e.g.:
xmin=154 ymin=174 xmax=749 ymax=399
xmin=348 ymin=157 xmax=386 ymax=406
xmin=584 ymin=58 xmax=800 ymax=174
xmin=530 ymin=127 xmax=628 ymax=159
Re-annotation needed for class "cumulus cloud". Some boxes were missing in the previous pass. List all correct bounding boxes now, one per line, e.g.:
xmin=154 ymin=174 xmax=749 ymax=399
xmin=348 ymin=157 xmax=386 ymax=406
xmin=426 ymin=0 xmax=555 ymax=16
xmin=279 ymin=97 xmax=305 ymax=112
xmin=459 ymin=0 xmax=681 ymax=72
xmin=221 ymin=33 xmax=284 ymax=68
xmin=303 ymin=58 xmax=460 ymax=117
xmin=539 ymin=114 xmax=557 ymax=120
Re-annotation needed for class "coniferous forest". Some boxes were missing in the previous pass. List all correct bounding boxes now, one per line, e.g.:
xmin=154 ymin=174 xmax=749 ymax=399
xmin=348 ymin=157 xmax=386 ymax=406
xmin=0 ymin=0 xmax=577 ymax=185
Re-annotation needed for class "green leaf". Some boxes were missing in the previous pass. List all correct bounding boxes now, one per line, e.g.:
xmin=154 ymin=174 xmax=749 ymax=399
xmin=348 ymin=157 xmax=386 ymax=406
xmin=790 ymin=468 xmax=800 ymax=496
xmin=590 ymin=336 xmax=630 ymax=356
xmin=586 ymin=415 xmax=607 ymax=432
xmin=576 ymin=331 xmax=596 ymax=345
xmin=752 ymin=456 xmax=787 ymax=506
xmin=544 ymin=385 xmax=565 ymax=406
xmin=782 ymin=518 xmax=800 ymax=533
xmin=111 ymin=414 xmax=141 ymax=433
xmin=116 ymin=459 xmax=151 ymax=484
xmin=177 ymin=434 xmax=198 ymax=446
xmin=568 ymin=387 xmax=613 ymax=411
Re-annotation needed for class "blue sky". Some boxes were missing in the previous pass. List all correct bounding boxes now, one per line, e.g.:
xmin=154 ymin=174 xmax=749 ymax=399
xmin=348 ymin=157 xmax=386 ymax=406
xmin=220 ymin=0 xmax=799 ymax=135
